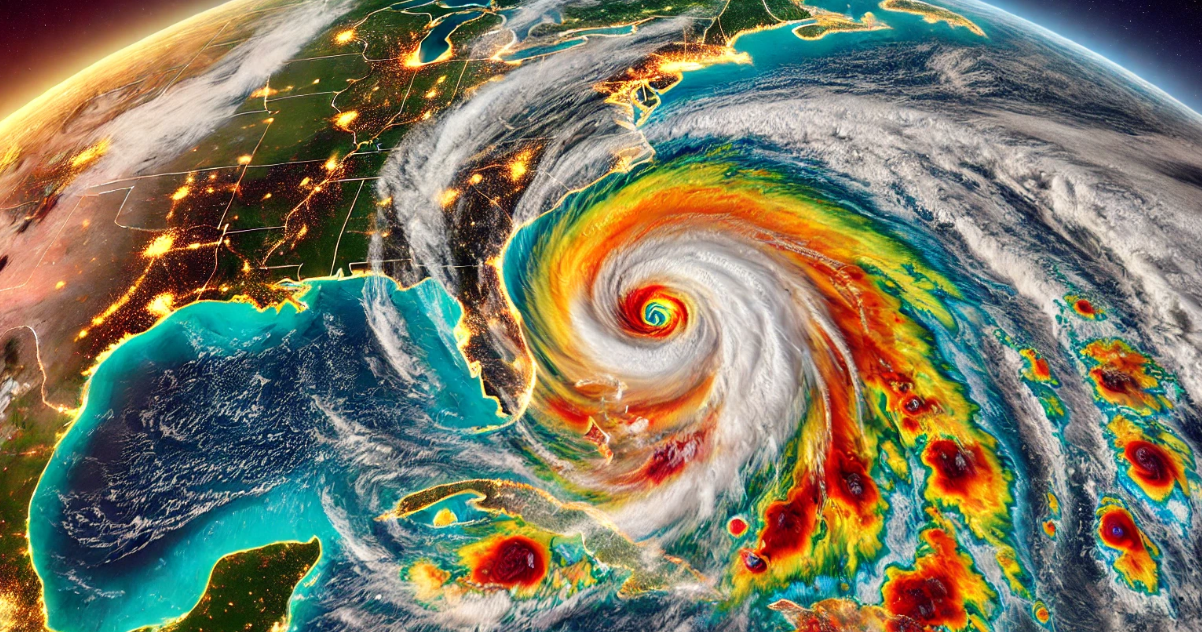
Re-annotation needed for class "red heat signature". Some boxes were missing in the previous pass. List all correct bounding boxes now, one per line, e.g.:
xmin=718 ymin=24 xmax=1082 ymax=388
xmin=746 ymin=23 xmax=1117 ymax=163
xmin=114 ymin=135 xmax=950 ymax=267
xmin=619 ymin=284 xmax=687 ymax=337
xmin=470 ymin=536 xmax=548 ymax=589
xmin=923 ymin=439 xmax=990 ymax=498
xmin=1123 ymin=440 xmax=1182 ymax=496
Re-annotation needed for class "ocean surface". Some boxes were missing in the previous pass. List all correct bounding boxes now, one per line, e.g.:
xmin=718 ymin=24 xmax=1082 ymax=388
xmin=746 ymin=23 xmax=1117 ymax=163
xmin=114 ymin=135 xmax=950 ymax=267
xmin=25 ymin=12 xmax=1063 ymax=630
xmin=29 ymin=277 xmax=501 ymax=631
xmin=27 ymin=2 xmax=1202 ymax=630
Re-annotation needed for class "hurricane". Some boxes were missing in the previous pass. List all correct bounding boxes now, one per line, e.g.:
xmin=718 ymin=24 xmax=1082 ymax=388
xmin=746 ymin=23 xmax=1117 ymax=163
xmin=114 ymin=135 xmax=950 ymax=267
xmin=2 ymin=0 xmax=1202 ymax=630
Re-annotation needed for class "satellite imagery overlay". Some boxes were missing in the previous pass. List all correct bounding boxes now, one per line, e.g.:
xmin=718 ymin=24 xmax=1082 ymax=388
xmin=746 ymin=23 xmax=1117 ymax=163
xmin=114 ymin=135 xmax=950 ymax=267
xmin=0 ymin=0 xmax=1201 ymax=630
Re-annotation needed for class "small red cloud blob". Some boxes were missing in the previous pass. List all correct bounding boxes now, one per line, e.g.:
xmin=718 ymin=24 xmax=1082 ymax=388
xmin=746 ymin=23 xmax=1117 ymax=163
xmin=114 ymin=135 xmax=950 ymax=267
xmin=635 ymin=432 xmax=705 ymax=484
xmin=727 ymin=517 xmax=748 ymax=537
xmin=1034 ymin=603 xmax=1051 ymax=624
xmin=1074 ymin=299 xmax=1096 ymax=317
xmin=825 ymin=450 xmax=880 ymax=519
xmin=1123 ymin=440 xmax=1181 ymax=497
xmin=884 ymin=573 xmax=962 ymax=627
xmin=1098 ymin=509 xmax=1141 ymax=552
xmin=619 ymin=284 xmax=687 ymax=337
xmin=1020 ymin=348 xmax=1053 ymax=382
xmin=881 ymin=530 xmax=984 ymax=629
xmin=755 ymin=479 xmax=822 ymax=565
xmin=923 ymin=439 xmax=986 ymax=497
xmin=470 ymin=535 xmax=548 ymax=589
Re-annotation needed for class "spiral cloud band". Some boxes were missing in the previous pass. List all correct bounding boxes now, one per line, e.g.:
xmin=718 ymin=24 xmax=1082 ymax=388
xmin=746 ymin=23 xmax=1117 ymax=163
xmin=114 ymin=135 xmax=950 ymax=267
xmin=12 ymin=0 xmax=1202 ymax=629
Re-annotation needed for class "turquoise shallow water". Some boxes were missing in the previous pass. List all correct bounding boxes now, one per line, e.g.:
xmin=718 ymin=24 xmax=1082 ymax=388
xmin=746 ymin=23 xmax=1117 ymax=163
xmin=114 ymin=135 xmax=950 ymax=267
xmin=30 ymin=277 xmax=497 ymax=632
xmin=29 ymin=13 xmax=1006 ymax=631
xmin=655 ymin=0 xmax=995 ymax=118
xmin=28 ymin=2 xmax=1202 ymax=630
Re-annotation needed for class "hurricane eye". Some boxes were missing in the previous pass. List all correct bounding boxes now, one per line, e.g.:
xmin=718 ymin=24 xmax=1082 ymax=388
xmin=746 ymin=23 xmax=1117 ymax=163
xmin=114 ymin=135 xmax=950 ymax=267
xmin=643 ymin=300 xmax=671 ymax=327
xmin=619 ymin=285 xmax=687 ymax=337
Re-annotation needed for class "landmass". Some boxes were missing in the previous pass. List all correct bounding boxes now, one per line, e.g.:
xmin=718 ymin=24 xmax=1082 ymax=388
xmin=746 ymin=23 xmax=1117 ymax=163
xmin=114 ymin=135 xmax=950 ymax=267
xmin=878 ymin=0 xmax=985 ymax=36
xmin=132 ymin=538 xmax=321 ymax=632
xmin=793 ymin=11 xmax=889 ymax=41
xmin=381 ymin=478 xmax=710 ymax=595
xmin=704 ymin=0 xmax=811 ymax=45
xmin=0 ymin=0 xmax=978 ymax=627
xmin=0 ymin=329 xmax=70 ymax=629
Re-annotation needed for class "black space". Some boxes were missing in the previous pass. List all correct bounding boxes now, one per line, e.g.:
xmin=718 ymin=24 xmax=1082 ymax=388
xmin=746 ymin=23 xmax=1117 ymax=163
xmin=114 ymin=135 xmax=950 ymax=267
xmin=1 ymin=0 xmax=1201 ymax=116
xmin=993 ymin=0 xmax=1202 ymax=110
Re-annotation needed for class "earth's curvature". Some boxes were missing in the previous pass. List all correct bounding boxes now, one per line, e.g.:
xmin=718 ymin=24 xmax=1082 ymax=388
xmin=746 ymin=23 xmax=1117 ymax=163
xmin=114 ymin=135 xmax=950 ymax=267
xmin=1 ymin=0 xmax=1201 ymax=630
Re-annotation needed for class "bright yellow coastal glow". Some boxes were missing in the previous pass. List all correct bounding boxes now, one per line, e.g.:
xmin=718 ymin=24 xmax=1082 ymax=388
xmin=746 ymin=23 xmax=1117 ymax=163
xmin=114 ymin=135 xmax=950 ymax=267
xmin=335 ymin=29 xmax=356 ymax=44
xmin=658 ymin=60 xmax=705 ymax=73
xmin=146 ymin=293 xmax=175 ymax=318
xmin=171 ymin=186 xmax=190 ymax=201
xmin=142 ymin=234 xmax=175 ymax=258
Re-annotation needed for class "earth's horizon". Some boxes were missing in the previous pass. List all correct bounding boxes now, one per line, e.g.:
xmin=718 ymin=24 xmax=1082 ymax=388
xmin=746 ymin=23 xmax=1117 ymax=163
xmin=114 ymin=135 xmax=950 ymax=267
xmin=2 ymin=0 xmax=1201 ymax=630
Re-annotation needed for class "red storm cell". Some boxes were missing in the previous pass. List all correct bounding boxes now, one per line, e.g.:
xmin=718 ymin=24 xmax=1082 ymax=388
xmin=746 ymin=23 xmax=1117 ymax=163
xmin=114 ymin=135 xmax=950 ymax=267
xmin=741 ymin=549 xmax=767 ymax=573
xmin=1081 ymin=340 xmax=1163 ymax=413
xmin=1034 ymin=603 xmax=1052 ymax=625
xmin=1031 ymin=358 xmax=1051 ymax=380
xmin=755 ymin=480 xmax=822 ymax=564
xmin=1074 ymin=299 xmax=1097 ymax=317
xmin=883 ymin=573 xmax=962 ymax=627
xmin=1124 ymin=441 xmax=1178 ymax=491
xmin=1098 ymin=509 xmax=1142 ymax=552
xmin=637 ymin=434 xmax=703 ymax=484
xmin=619 ymin=284 xmax=687 ymax=337
xmin=470 ymin=536 xmax=548 ymax=589
xmin=923 ymin=439 xmax=984 ymax=496
xmin=826 ymin=450 xmax=879 ymax=516
xmin=1020 ymin=349 xmax=1053 ymax=382
xmin=902 ymin=396 xmax=927 ymax=414
xmin=727 ymin=517 xmax=748 ymax=537
xmin=1093 ymin=368 xmax=1142 ymax=399
xmin=1095 ymin=503 xmax=1160 ymax=591
xmin=879 ymin=529 xmax=990 ymax=630
xmin=896 ymin=393 xmax=938 ymax=434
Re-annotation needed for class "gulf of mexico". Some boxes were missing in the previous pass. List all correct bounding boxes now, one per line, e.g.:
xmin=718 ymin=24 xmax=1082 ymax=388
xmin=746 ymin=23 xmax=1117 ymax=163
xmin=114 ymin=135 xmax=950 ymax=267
xmin=29 ymin=276 xmax=501 ymax=632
